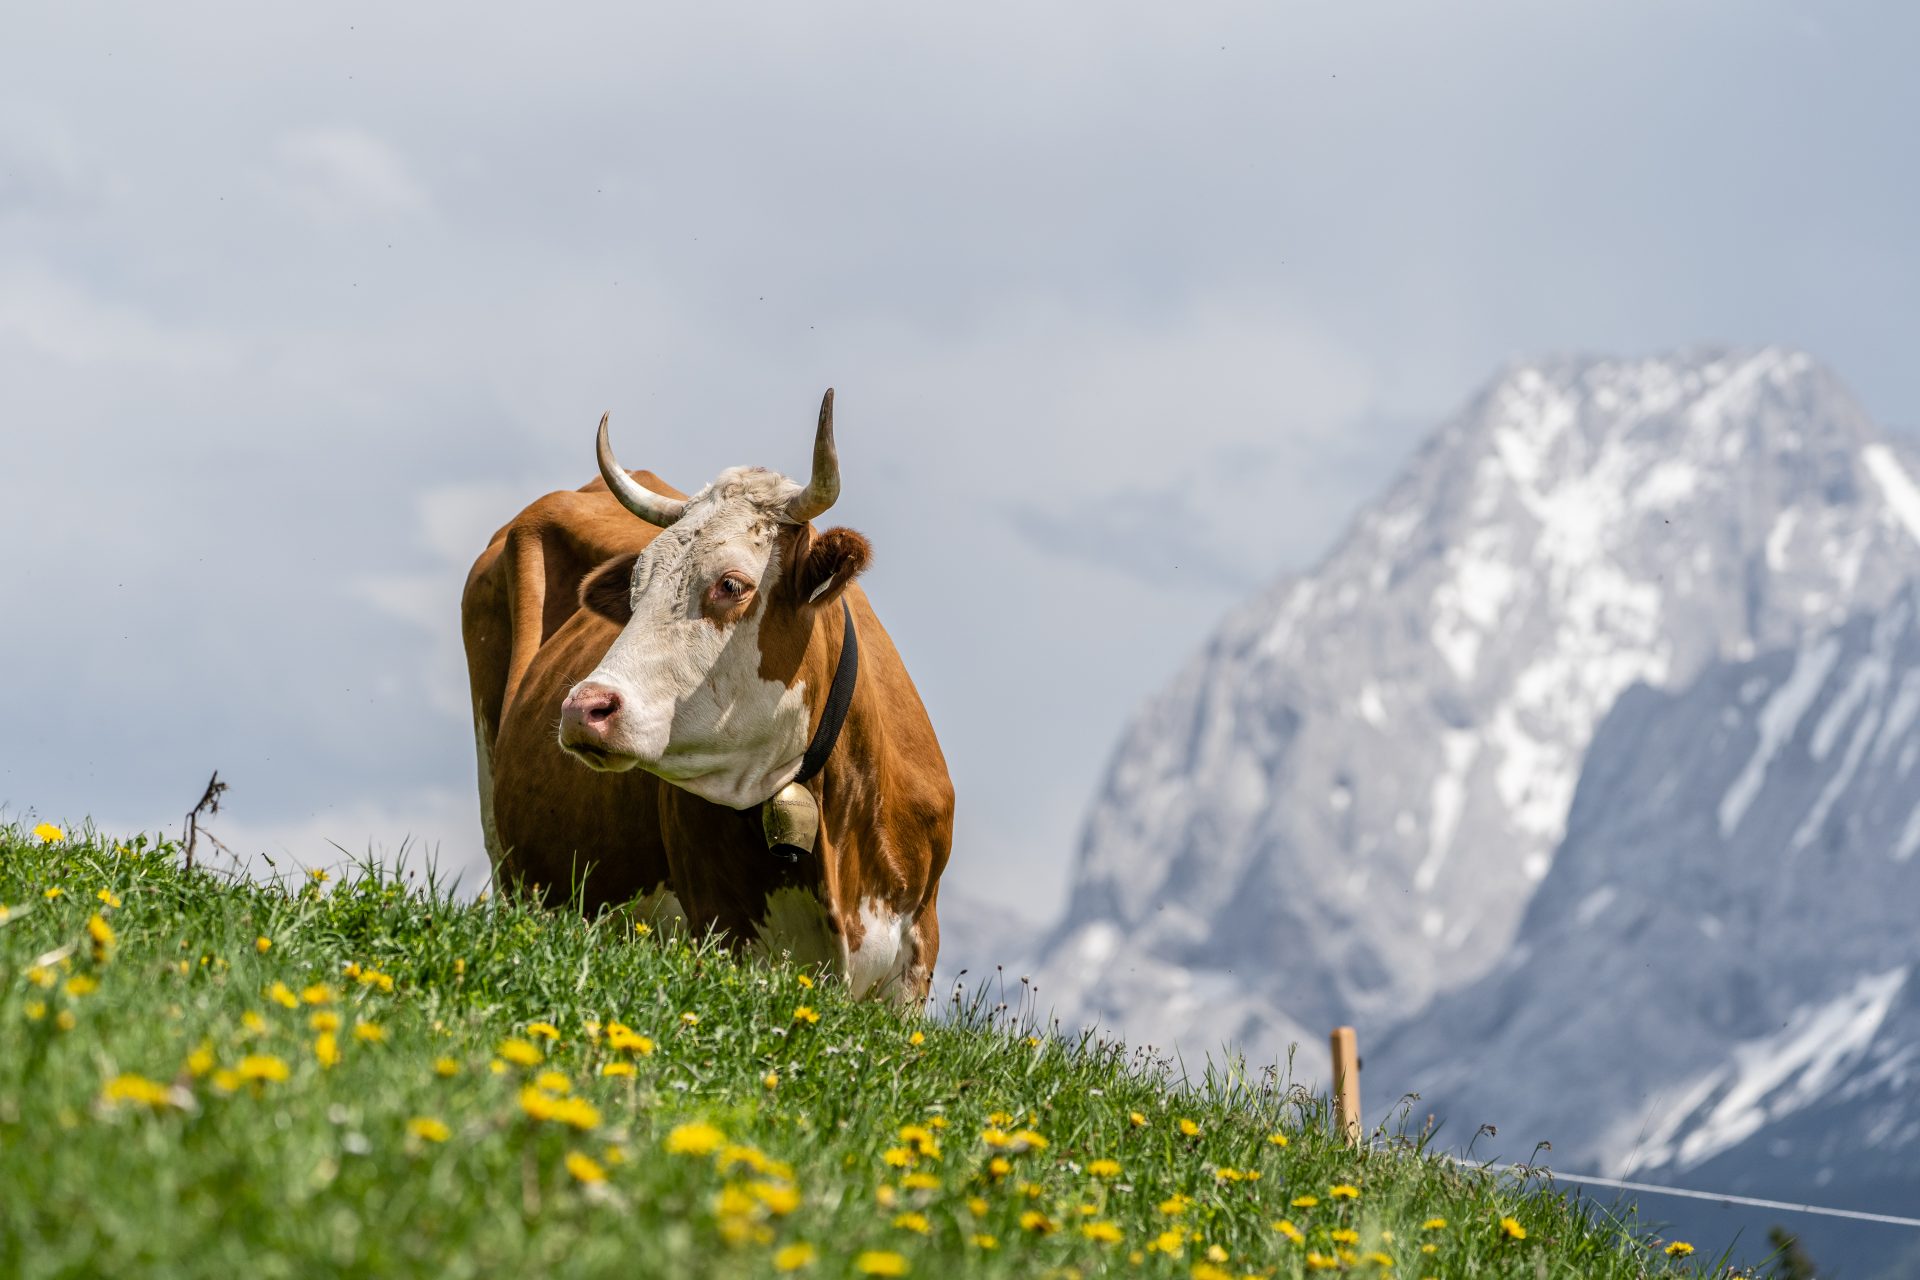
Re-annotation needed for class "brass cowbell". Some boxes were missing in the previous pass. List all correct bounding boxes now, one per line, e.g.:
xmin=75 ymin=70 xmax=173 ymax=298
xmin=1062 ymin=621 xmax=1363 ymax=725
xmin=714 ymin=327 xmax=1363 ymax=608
xmin=761 ymin=782 xmax=820 ymax=856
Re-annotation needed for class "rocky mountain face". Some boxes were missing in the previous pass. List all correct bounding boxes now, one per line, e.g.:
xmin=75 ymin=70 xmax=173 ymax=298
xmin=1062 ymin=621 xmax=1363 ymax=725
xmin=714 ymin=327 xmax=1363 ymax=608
xmin=1037 ymin=347 xmax=1920 ymax=1078
xmin=1373 ymin=591 xmax=1920 ymax=1277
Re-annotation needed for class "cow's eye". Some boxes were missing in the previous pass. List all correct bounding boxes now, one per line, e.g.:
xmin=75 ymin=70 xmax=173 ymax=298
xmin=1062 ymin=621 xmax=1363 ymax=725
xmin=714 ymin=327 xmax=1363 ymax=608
xmin=713 ymin=575 xmax=748 ymax=600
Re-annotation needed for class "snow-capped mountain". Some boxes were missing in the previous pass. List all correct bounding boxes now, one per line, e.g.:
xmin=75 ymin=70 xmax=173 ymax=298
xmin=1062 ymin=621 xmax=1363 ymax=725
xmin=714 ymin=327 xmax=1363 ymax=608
xmin=1372 ymin=590 xmax=1920 ymax=1277
xmin=1038 ymin=347 xmax=1920 ymax=1073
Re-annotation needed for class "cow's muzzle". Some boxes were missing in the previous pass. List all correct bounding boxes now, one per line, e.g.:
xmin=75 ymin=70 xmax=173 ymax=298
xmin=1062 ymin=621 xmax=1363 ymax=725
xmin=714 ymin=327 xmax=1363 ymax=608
xmin=559 ymin=682 xmax=638 ymax=770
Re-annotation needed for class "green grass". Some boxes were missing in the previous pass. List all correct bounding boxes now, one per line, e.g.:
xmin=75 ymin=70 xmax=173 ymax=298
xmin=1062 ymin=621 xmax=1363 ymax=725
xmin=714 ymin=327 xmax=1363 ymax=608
xmin=0 ymin=821 xmax=1733 ymax=1279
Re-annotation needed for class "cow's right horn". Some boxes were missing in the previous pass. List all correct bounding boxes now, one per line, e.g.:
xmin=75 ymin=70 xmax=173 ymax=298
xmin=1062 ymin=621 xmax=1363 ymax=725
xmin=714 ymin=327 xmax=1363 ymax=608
xmin=597 ymin=413 xmax=687 ymax=527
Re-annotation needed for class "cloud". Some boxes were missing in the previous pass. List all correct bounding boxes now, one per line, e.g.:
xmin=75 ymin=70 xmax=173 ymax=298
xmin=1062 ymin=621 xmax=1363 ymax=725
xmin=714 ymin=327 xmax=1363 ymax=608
xmin=269 ymin=127 xmax=432 ymax=224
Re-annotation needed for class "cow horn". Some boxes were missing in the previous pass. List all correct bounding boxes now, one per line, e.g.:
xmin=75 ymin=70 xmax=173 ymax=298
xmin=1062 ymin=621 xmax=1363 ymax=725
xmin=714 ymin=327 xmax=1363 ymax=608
xmin=785 ymin=389 xmax=840 ymax=523
xmin=597 ymin=412 xmax=686 ymax=527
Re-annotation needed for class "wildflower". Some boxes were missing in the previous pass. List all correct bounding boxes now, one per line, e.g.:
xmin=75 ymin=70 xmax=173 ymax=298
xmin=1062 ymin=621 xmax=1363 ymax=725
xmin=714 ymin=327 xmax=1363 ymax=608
xmin=1422 ymin=1218 xmax=1447 ymax=1231
xmin=1500 ymin=1217 xmax=1527 ymax=1241
xmin=434 ymin=1056 xmax=459 ymax=1077
xmin=602 ymin=1062 xmax=637 ymax=1078
xmin=27 ymin=966 xmax=54 ymax=989
xmin=97 ymin=889 xmax=122 ymax=909
xmin=1008 ymin=1128 xmax=1048 ymax=1153
xmin=1159 ymin=1194 xmax=1191 ymax=1215
xmin=750 ymin=1181 xmax=801 ymax=1215
xmin=1272 ymin=1220 xmax=1305 ymax=1244
xmin=43 ymin=887 xmax=63 ymax=900
xmin=64 ymin=975 xmax=98 ymax=998
xmin=211 ymin=1068 xmax=243 ymax=1092
xmin=1665 ymin=1242 xmax=1695 ymax=1258
xmin=882 ymin=1147 xmax=913 ymax=1168
xmin=1193 ymin=1265 xmax=1234 ymax=1280
xmin=525 ymin=1021 xmax=560 ymax=1041
xmin=533 ymin=1071 xmax=571 ymax=1095
xmin=987 ymin=1111 xmax=1016 ymax=1126
xmin=309 ymin=1010 xmax=341 ymax=1033
xmin=354 ymin=1023 xmax=387 ymax=1044
xmin=796 ymin=973 xmax=814 ymax=989
xmin=237 ymin=1054 xmax=291 ymax=1083
xmin=1363 ymin=1252 xmax=1393 ymax=1267
xmin=899 ymin=1124 xmax=941 ymax=1158
xmin=1330 ymin=1229 xmax=1360 ymax=1246
xmin=1177 ymin=1118 xmax=1200 ymax=1137
xmin=269 ymin=982 xmax=299 ymax=1009
xmin=987 ymin=1157 xmax=1011 ymax=1177
xmin=498 ymin=1038 xmax=543 ymax=1066
xmin=308 ymin=868 xmax=329 ymax=883
xmin=970 ymin=1234 xmax=998 ymax=1250
xmin=1330 ymin=1184 xmax=1360 ymax=1199
xmin=664 ymin=1121 xmax=726 ymax=1156
xmin=901 ymin=1171 xmax=940 ymax=1191
xmin=315 ymin=1033 xmax=341 ymax=1068
xmin=1205 ymin=1244 xmax=1228 ymax=1263
xmin=255 ymin=936 xmax=272 ymax=953
xmin=566 ymin=1151 xmax=607 ymax=1183
xmin=1421 ymin=1243 xmax=1437 ymax=1255
xmin=1019 ymin=1210 xmax=1054 ymax=1234
xmin=680 ymin=1012 xmax=699 ymax=1027
xmin=854 ymin=1253 xmax=908 ymax=1277
xmin=792 ymin=1006 xmax=820 ymax=1025
xmin=909 ymin=1030 xmax=925 ymax=1046
xmin=1086 ymin=1158 xmax=1122 ymax=1177
xmin=33 ymin=822 xmax=64 ymax=843
xmin=1082 ymin=1221 xmax=1123 ymax=1243
xmin=1291 ymin=1195 xmax=1319 ymax=1208
xmin=875 ymin=1186 xmax=898 ymax=1208
xmin=301 ymin=984 xmax=334 ymax=1005
xmin=186 ymin=1042 xmax=216 ymax=1077
xmin=55 ymin=1010 xmax=75 ymax=1031
xmin=607 ymin=1027 xmax=655 ymax=1054
xmin=1215 ymin=1166 xmax=1246 ymax=1182
xmin=1267 ymin=1132 xmax=1289 ymax=1147
xmin=24 ymin=1002 xmax=46 ymax=1021
xmin=966 ymin=1197 xmax=988 ymax=1216
xmin=409 ymin=1117 xmax=451 ymax=1143
xmin=1130 ymin=1111 xmax=1147 ymax=1126
xmin=87 ymin=913 xmax=116 ymax=954
xmin=1304 ymin=1253 xmax=1340 ymax=1272
xmin=356 ymin=968 xmax=394 ymax=993
xmin=762 ymin=1071 xmax=779 ymax=1089
xmin=892 ymin=1212 xmax=930 ymax=1234
xmin=102 ymin=1073 xmax=175 ymax=1108
xmin=773 ymin=1242 xmax=816 ymax=1271
xmin=241 ymin=1011 xmax=267 ymax=1034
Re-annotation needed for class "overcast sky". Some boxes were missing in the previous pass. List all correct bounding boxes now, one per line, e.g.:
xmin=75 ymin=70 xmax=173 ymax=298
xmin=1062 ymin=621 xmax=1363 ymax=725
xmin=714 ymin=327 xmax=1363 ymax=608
xmin=4 ymin=1 xmax=1917 ymax=921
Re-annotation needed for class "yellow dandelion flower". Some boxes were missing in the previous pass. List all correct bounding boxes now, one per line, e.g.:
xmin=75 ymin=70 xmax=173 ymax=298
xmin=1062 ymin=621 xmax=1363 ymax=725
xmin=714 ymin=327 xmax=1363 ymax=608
xmin=237 ymin=1053 xmax=290 ymax=1083
xmin=33 ymin=823 xmax=65 ymax=843
xmin=210 ymin=1067 xmax=243 ymax=1092
xmin=1267 ymin=1131 xmax=1290 ymax=1147
xmin=1363 ymin=1252 xmax=1393 ymax=1267
xmin=1329 ymin=1184 xmax=1360 ymax=1199
xmin=186 ymin=1042 xmax=216 ymax=1077
xmin=1422 ymin=1242 xmax=1437 ymax=1254
xmin=1500 ymin=1217 xmax=1527 ymax=1241
xmin=102 ymin=1073 xmax=175 ymax=1108
xmin=268 ymin=982 xmax=298 ymax=1009
xmin=565 ymin=1151 xmax=607 ymax=1183
xmin=1019 ymin=1210 xmax=1054 ymax=1234
xmin=1205 ymin=1244 xmax=1229 ymax=1262
xmin=664 ymin=1121 xmax=726 ymax=1156
xmin=607 ymin=1027 xmax=655 ymax=1054
xmin=1665 ymin=1241 xmax=1694 ymax=1258
xmin=315 ymin=1032 xmax=341 ymax=1068
xmin=1082 ymin=1220 xmax=1123 ymax=1243
xmin=25 ymin=1000 xmax=47 ymax=1021
xmin=987 ymin=1110 xmax=1015 ymax=1126
xmin=255 ymin=936 xmax=271 ymax=953
xmin=854 ymin=1252 xmax=908 ymax=1277
xmin=966 ymin=1196 xmax=988 ymax=1216
xmin=602 ymin=1061 xmax=637 ymax=1078
xmin=434 ymin=1056 xmax=459 ymax=1077
xmin=987 ymin=1156 xmax=1011 ymax=1177
xmin=1330 ymin=1228 xmax=1360 ymax=1245
xmin=1215 ymin=1166 xmax=1245 ymax=1182
xmin=308 ymin=868 xmax=329 ymax=882
xmin=354 ymin=1023 xmax=387 ymax=1044
xmin=64 ymin=975 xmax=98 ymax=998
xmin=309 ymin=1010 xmax=341 ymax=1033
xmin=1291 ymin=1195 xmax=1319 ymax=1208
xmin=1159 ymin=1194 xmax=1191 ymax=1215
xmin=498 ymin=1038 xmax=543 ymax=1066
xmin=970 ymin=1234 xmax=998 ymax=1250
xmin=1272 ymin=1220 xmax=1305 ymax=1244
xmin=26 ymin=966 xmax=54 ymax=989
xmin=899 ymin=1124 xmax=941 ymax=1157
xmin=875 ymin=1185 xmax=898 ymax=1208
xmin=525 ymin=1021 xmax=560 ymax=1041
xmin=1129 ymin=1110 xmax=1147 ymax=1126
xmin=241 ymin=1011 xmax=267 ymax=1034
xmin=1086 ymin=1158 xmax=1122 ymax=1177
xmin=680 ymin=1012 xmax=699 ymax=1027
xmin=408 ymin=1117 xmax=451 ymax=1143
xmin=882 ymin=1146 xmax=913 ymax=1168
xmin=43 ymin=887 xmax=63 ymax=900
xmin=301 ymin=984 xmax=335 ymax=1005
xmin=1304 ymin=1253 xmax=1340 ymax=1272
xmin=1193 ymin=1264 xmax=1234 ymax=1280
xmin=901 ymin=1172 xmax=940 ymax=1191
xmin=762 ymin=1071 xmax=779 ymax=1089
xmin=792 ymin=1005 xmax=820 ymax=1025
xmin=892 ymin=1211 xmax=930 ymax=1234
xmin=1177 ymin=1118 xmax=1200 ymax=1137
xmin=773 ymin=1242 xmax=816 ymax=1271
xmin=55 ymin=1010 xmax=76 ymax=1031
xmin=751 ymin=1181 xmax=801 ymax=1215
xmin=1009 ymin=1128 xmax=1048 ymax=1152
xmin=1422 ymin=1218 xmax=1447 ymax=1231
xmin=909 ymin=1030 xmax=925 ymax=1046
xmin=96 ymin=889 xmax=122 ymax=908
xmin=796 ymin=973 xmax=814 ymax=989
xmin=87 ymin=914 xmax=115 ymax=950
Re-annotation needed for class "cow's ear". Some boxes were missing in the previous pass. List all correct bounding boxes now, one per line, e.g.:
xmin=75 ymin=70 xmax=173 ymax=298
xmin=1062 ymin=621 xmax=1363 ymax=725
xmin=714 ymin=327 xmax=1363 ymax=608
xmin=580 ymin=553 xmax=639 ymax=624
xmin=794 ymin=526 xmax=871 ymax=608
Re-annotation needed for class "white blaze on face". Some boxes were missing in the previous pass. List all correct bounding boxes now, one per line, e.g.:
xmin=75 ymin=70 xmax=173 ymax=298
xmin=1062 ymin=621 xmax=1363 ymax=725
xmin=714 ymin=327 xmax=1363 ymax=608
xmin=571 ymin=468 xmax=813 ymax=809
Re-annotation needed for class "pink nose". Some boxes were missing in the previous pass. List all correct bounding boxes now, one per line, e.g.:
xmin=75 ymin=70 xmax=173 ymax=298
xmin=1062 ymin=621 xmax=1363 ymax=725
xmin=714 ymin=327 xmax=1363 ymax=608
xmin=560 ymin=683 xmax=623 ymax=744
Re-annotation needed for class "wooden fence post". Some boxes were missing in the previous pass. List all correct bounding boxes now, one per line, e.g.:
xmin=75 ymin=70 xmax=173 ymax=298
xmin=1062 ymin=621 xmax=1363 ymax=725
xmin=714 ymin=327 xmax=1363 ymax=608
xmin=1330 ymin=1026 xmax=1361 ymax=1147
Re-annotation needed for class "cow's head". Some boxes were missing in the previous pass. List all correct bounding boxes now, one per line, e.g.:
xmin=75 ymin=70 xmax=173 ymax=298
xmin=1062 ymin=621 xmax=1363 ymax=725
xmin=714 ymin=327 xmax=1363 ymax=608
xmin=558 ymin=390 xmax=870 ymax=809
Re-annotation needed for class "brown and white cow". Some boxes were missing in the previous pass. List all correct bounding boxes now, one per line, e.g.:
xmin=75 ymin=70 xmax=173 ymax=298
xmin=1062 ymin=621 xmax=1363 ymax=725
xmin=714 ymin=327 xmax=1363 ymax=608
xmin=461 ymin=391 xmax=954 ymax=1003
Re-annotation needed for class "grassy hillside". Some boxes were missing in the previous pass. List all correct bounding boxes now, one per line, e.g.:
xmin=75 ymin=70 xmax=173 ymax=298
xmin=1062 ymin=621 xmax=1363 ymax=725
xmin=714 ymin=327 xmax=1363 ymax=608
xmin=0 ymin=821 xmax=1730 ymax=1278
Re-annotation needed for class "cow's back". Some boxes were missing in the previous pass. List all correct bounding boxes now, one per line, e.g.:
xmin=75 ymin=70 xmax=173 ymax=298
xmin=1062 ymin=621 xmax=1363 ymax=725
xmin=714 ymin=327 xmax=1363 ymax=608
xmin=462 ymin=473 xmax=684 ymax=908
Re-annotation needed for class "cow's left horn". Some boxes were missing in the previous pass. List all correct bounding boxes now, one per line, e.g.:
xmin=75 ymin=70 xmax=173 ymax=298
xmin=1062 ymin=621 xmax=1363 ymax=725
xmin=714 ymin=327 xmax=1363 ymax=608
xmin=597 ymin=412 xmax=687 ymax=527
xmin=785 ymin=389 xmax=840 ymax=523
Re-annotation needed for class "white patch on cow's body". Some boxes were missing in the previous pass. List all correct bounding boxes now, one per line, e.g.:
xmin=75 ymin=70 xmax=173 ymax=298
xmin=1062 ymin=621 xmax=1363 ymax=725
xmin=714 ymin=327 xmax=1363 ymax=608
xmin=847 ymin=899 xmax=916 ymax=1004
xmin=474 ymin=711 xmax=504 ymax=870
xmin=569 ymin=467 xmax=816 ymax=809
xmin=750 ymin=886 xmax=842 ymax=969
